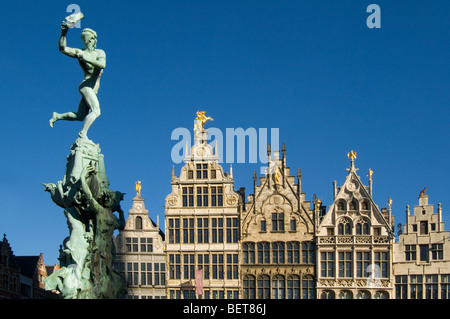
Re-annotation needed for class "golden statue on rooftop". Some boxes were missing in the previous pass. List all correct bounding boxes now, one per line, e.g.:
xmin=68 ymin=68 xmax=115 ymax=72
xmin=347 ymin=150 xmax=357 ymax=161
xmin=135 ymin=180 xmax=141 ymax=197
xmin=194 ymin=111 xmax=213 ymax=134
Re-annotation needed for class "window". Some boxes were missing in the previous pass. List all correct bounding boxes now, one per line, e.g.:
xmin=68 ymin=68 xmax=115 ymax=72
xmin=287 ymin=275 xmax=300 ymax=299
xmin=196 ymin=164 xmax=208 ymax=179
xmin=169 ymin=254 xmax=181 ymax=279
xmin=183 ymin=254 xmax=195 ymax=280
xmin=374 ymin=251 xmax=388 ymax=278
xmin=338 ymin=252 xmax=352 ymax=277
xmin=226 ymin=218 xmax=239 ymax=243
xmin=257 ymin=242 xmax=270 ymax=264
xmin=126 ymin=237 xmax=138 ymax=252
xmin=243 ymin=242 xmax=255 ymax=264
xmin=425 ymin=275 xmax=438 ymax=299
xmin=302 ymin=242 xmax=315 ymax=264
xmin=356 ymin=222 xmax=370 ymax=235
xmin=198 ymin=254 xmax=210 ymax=279
xmin=197 ymin=218 xmax=209 ymax=243
xmin=272 ymin=213 xmax=284 ymax=231
xmin=290 ymin=219 xmax=296 ymax=231
xmin=211 ymin=187 xmax=223 ymax=207
xmin=410 ymin=275 xmax=423 ymax=299
xmin=197 ymin=187 xmax=209 ymax=207
xmin=272 ymin=242 xmax=285 ymax=264
xmin=302 ymin=276 xmax=315 ymax=299
xmin=338 ymin=221 xmax=351 ymax=235
xmin=361 ymin=201 xmax=369 ymax=210
xmin=412 ymin=224 xmax=417 ymax=232
xmin=420 ymin=245 xmax=429 ymax=262
xmin=182 ymin=218 xmax=194 ymax=243
xmin=243 ymin=275 xmax=256 ymax=299
xmin=405 ymin=245 xmax=416 ymax=261
xmin=135 ymin=216 xmax=143 ymax=230
xmin=212 ymin=254 xmax=224 ymax=279
xmin=356 ymin=252 xmax=370 ymax=278
xmin=287 ymin=242 xmax=300 ymax=264
xmin=226 ymin=254 xmax=239 ymax=280
xmin=140 ymin=238 xmax=153 ymax=252
xmin=257 ymin=275 xmax=270 ymax=299
xmin=431 ymin=244 xmax=443 ymax=260
xmin=441 ymin=274 xmax=450 ymax=299
xmin=182 ymin=187 xmax=194 ymax=207
xmin=127 ymin=262 xmax=139 ymax=286
xmin=260 ymin=219 xmax=266 ymax=232
xmin=395 ymin=275 xmax=407 ymax=299
xmin=272 ymin=275 xmax=285 ymax=299
xmin=339 ymin=290 xmax=353 ymax=299
xmin=320 ymin=290 xmax=335 ymax=299
xmin=420 ymin=221 xmax=428 ymax=235
xmin=321 ymin=252 xmax=335 ymax=278
xmin=212 ymin=218 xmax=224 ymax=243
xmin=141 ymin=263 xmax=152 ymax=285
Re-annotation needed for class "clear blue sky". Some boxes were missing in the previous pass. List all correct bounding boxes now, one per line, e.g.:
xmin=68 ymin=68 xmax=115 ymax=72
xmin=0 ymin=1 xmax=449 ymax=265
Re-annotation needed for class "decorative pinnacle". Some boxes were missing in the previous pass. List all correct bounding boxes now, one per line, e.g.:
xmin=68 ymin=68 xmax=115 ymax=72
xmin=388 ymin=197 xmax=393 ymax=210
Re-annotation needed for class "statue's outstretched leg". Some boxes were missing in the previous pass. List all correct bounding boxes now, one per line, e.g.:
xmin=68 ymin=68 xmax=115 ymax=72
xmin=49 ymin=98 xmax=89 ymax=128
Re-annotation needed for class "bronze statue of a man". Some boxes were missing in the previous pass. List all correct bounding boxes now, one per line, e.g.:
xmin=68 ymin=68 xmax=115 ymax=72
xmin=49 ymin=21 xmax=106 ymax=139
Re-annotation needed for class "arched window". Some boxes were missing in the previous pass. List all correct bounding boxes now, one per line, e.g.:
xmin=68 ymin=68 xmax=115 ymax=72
xmin=374 ymin=291 xmax=389 ymax=299
xmin=272 ymin=275 xmax=285 ymax=299
xmin=349 ymin=200 xmax=357 ymax=211
xmin=135 ymin=216 xmax=143 ymax=230
xmin=356 ymin=221 xmax=370 ymax=235
xmin=339 ymin=290 xmax=353 ymax=299
xmin=357 ymin=290 xmax=371 ymax=299
xmin=287 ymin=275 xmax=300 ymax=299
xmin=361 ymin=201 xmax=369 ymax=210
xmin=320 ymin=290 xmax=335 ymax=299
xmin=338 ymin=220 xmax=352 ymax=235
xmin=301 ymin=275 xmax=315 ymax=299
xmin=243 ymin=275 xmax=256 ymax=299
xmin=257 ymin=275 xmax=270 ymax=299
xmin=337 ymin=201 xmax=345 ymax=211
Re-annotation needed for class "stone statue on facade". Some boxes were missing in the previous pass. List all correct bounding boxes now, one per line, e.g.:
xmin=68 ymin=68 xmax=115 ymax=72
xmin=43 ymin=12 xmax=126 ymax=299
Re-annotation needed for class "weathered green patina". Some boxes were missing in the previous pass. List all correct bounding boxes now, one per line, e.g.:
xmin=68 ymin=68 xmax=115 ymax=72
xmin=43 ymin=14 xmax=126 ymax=299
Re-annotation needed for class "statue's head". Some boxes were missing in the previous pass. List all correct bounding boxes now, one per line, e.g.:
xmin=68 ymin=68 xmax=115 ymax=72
xmin=81 ymin=28 xmax=97 ymax=51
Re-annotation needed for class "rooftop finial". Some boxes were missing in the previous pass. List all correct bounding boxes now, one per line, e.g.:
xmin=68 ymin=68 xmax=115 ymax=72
xmin=135 ymin=180 xmax=142 ymax=197
xmin=347 ymin=150 xmax=357 ymax=169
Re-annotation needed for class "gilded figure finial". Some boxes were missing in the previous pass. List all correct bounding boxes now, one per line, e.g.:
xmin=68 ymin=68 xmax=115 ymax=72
xmin=135 ymin=181 xmax=141 ymax=196
xmin=194 ymin=111 xmax=213 ymax=134
xmin=347 ymin=150 xmax=357 ymax=161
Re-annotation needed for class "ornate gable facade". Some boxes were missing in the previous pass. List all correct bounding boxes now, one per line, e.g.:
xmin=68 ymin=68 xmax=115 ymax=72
xmin=241 ymin=144 xmax=315 ymax=299
xmin=316 ymin=152 xmax=395 ymax=299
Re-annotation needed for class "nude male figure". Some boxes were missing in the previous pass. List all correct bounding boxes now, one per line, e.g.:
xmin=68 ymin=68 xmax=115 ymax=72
xmin=49 ymin=21 xmax=106 ymax=139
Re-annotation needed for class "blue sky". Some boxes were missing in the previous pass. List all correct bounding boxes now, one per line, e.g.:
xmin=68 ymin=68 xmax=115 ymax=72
xmin=0 ymin=1 xmax=449 ymax=265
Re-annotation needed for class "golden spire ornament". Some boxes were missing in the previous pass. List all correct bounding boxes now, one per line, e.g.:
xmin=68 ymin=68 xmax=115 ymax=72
xmin=135 ymin=180 xmax=142 ymax=197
